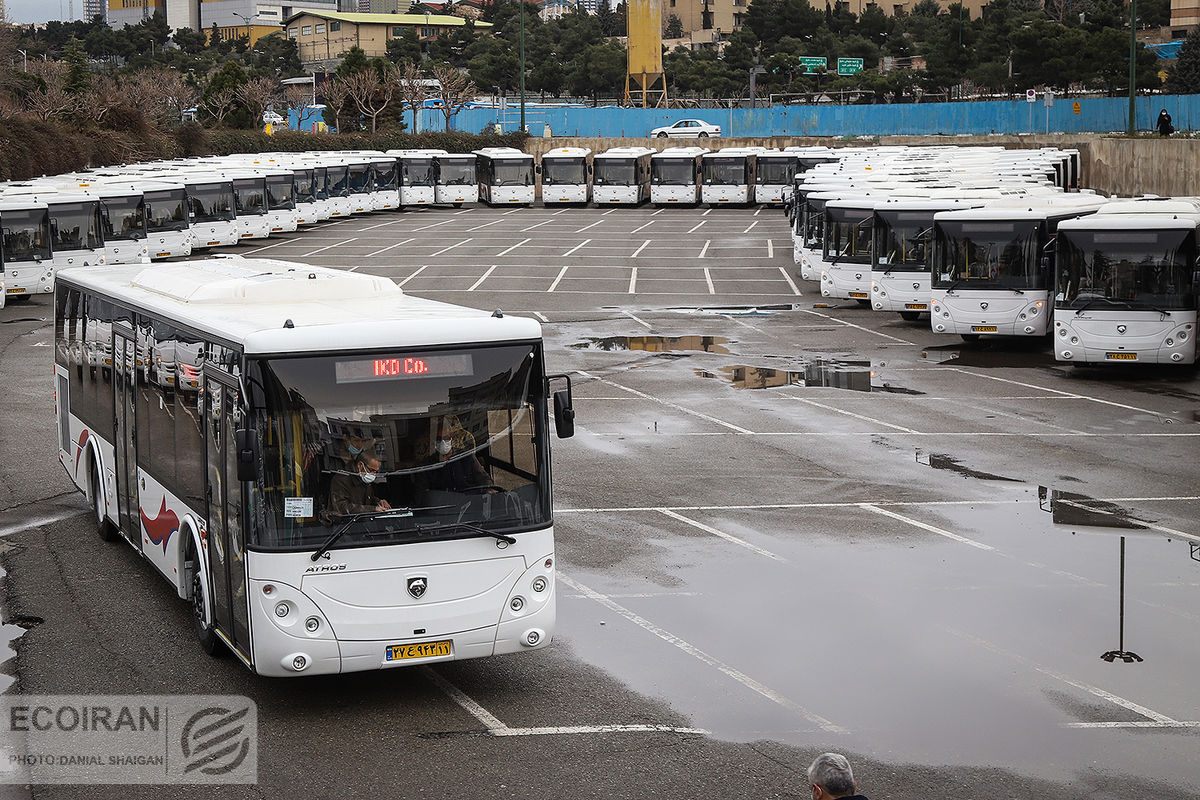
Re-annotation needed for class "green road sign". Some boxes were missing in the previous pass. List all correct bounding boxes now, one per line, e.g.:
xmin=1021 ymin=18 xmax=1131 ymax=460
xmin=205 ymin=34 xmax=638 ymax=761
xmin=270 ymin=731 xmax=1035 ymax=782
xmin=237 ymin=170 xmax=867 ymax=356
xmin=799 ymin=56 xmax=827 ymax=74
xmin=837 ymin=58 xmax=864 ymax=76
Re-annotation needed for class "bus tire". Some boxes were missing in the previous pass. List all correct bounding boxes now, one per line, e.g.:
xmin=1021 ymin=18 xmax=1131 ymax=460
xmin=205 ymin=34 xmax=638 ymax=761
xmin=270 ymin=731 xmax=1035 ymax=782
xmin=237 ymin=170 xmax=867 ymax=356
xmin=899 ymin=311 xmax=922 ymax=321
xmin=856 ymin=299 xmax=871 ymax=307
xmin=90 ymin=466 xmax=118 ymax=542
xmin=960 ymin=334 xmax=980 ymax=342
xmin=453 ymin=203 xmax=463 ymax=208
xmin=189 ymin=554 xmax=223 ymax=657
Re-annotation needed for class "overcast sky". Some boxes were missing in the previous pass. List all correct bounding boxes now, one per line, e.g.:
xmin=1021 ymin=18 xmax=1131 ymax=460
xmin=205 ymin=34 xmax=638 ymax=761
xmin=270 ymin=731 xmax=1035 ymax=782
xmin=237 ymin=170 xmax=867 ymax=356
xmin=7 ymin=1 xmax=79 ymax=25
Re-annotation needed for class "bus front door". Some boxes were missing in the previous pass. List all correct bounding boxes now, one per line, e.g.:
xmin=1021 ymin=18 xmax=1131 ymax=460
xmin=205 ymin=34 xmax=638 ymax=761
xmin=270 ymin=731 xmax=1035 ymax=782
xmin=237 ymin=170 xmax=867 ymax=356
xmin=112 ymin=331 xmax=140 ymax=547
xmin=204 ymin=377 xmax=251 ymax=661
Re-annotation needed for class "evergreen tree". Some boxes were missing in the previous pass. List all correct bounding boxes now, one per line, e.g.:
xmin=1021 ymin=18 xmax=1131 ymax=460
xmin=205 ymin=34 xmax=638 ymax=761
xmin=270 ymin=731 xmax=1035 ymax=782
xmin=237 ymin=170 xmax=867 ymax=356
xmin=664 ymin=14 xmax=684 ymax=39
xmin=1165 ymin=28 xmax=1200 ymax=94
xmin=62 ymin=37 xmax=91 ymax=94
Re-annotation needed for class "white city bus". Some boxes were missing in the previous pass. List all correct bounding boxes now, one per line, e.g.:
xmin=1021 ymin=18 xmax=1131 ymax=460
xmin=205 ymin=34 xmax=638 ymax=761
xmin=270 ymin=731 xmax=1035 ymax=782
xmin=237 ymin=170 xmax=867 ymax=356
xmin=650 ymin=147 xmax=706 ymax=205
xmin=54 ymin=258 xmax=575 ymax=676
xmin=225 ymin=172 xmax=273 ymax=241
xmin=371 ymin=156 xmax=402 ymax=211
xmin=820 ymin=197 xmax=878 ymax=303
xmin=931 ymin=198 xmax=1107 ymax=340
xmin=1053 ymin=199 xmax=1200 ymax=365
xmin=754 ymin=150 xmax=799 ymax=206
xmin=262 ymin=168 xmax=300 ymax=233
xmin=475 ymin=147 xmax=536 ymax=206
xmin=399 ymin=150 xmax=443 ymax=207
xmin=345 ymin=158 xmax=376 ymax=214
xmin=321 ymin=161 xmax=354 ymax=219
xmin=139 ymin=180 xmax=194 ymax=259
xmin=43 ymin=193 xmax=108 ymax=270
xmin=176 ymin=173 xmax=241 ymax=248
xmin=591 ymin=147 xmax=653 ymax=205
xmin=0 ymin=197 xmax=53 ymax=301
xmin=539 ymin=147 xmax=591 ymax=205
xmin=434 ymin=153 xmax=478 ymax=206
xmin=701 ymin=147 xmax=761 ymax=206
xmin=90 ymin=185 xmax=150 ymax=266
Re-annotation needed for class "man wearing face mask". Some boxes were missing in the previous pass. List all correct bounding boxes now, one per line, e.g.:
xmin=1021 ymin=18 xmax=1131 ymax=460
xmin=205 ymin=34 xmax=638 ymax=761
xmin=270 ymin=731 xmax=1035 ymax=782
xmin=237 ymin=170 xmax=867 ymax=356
xmin=328 ymin=454 xmax=392 ymax=517
xmin=418 ymin=416 xmax=495 ymax=494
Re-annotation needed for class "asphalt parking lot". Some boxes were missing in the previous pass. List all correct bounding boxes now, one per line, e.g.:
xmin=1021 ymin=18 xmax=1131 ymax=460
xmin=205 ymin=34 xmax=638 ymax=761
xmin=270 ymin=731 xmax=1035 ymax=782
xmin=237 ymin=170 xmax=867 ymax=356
xmin=2 ymin=202 xmax=1199 ymax=799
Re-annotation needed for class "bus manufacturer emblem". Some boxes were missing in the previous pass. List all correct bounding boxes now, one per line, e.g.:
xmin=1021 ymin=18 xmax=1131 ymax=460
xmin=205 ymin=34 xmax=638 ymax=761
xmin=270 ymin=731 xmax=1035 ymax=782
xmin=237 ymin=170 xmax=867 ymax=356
xmin=980 ymin=302 xmax=989 ymax=310
xmin=407 ymin=577 xmax=428 ymax=599
xmin=1116 ymin=325 xmax=1127 ymax=334
xmin=913 ymin=283 xmax=920 ymax=290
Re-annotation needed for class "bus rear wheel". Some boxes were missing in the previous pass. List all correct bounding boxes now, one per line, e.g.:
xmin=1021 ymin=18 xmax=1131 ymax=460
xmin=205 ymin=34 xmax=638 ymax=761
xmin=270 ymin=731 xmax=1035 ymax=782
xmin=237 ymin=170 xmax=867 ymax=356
xmin=190 ymin=566 xmax=222 ymax=656
xmin=91 ymin=468 xmax=118 ymax=542
xmin=899 ymin=311 xmax=922 ymax=321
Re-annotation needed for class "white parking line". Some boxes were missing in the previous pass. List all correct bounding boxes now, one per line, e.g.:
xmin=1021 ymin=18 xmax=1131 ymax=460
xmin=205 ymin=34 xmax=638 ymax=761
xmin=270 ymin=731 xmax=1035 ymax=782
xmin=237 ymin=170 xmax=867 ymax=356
xmin=660 ymin=509 xmax=786 ymax=561
xmin=559 ymin=575 xmax=847 ymax=734
xmin=778 ymin=267 xmax=801 ymax=295
xmin=241 ymin=239 xmax=295 ymax=255
xmin=754 ymin=207 xmax=763 ymax=216
xmin=631 ymin=240 xmax=651 ymax=258
xmin=547 ymin=265 xmax=569 ymax=292
xmin=398 ymin=265 xmax=427 ymax=286
xmin=467 ymin=219 xmax=504 ymax=231
xmin=414 ymin=218 xmax=458 ymax=231
xmin=576 ymin=220 xmax=603 ymax=233
xmin=767 ymin=239 xmax=774 ymax=259
xmin=687 ymin=221 xmax=706 ymax=234
xmin=702 ymin=208 xmax=712 ymax=216
xmin=703 ymin=268 xmax=715 ymax=294
xmin=603 ymin=208 xmax=618 ymax=215
xmin=503 ymin=208 xmax=524 ymax=215
xmin=652 ymin=209 xmax=664 ymax=216
xmin=800 ymin=308 xmax=914 ymax=345
xmin=455 ymin=209 xmax=472 ymax=214
xmin=561 ymin=239 xmax=591 ymax=257
xmin=743 ymin=221 xmax=759 ymax=234
xmin=429 ymin=238 xmax=472 ymax=257
xmin=0 ymin=508 xmax=88 ymax=539
xmin=699 ymin=240 xmax=711 ymax=258
xmin=860 ymin=504 xmax=994 ymax=550
xmin=298 ymin=238 xmax=356 ymax=257
xmin=623 ymin=311 xmax=653 ymax=330
xmin=631 ymin=221 xmax=655 ymax=233
xmin=496 ymin=238 xmax=530 ymax=257
xmin=531 ymin=311 xmax=549 ymax=322
xmin=943 ymin=368 xmax=1167 ymax=417
xmin=576 ymin=370 xmax=753 ymax=433
xmin=1054 ymin=499 xmax=1200 ymax=543
xmin=790 ymin=397 xmax=921 ymax=433
xmin=628 ymin=267 xmax=638 ymax=293
xmin=468 ymin=265 xmax=498 ymax=291
xmin=365 ymin=237 xmax=414 ymax=258
xmin=557 ymin=496 xmax=1200 ymax=514
xmin=356 ymin=219 xmax=402 ymax=231
xmin=521 ymin=220 xmax=554 ymax=232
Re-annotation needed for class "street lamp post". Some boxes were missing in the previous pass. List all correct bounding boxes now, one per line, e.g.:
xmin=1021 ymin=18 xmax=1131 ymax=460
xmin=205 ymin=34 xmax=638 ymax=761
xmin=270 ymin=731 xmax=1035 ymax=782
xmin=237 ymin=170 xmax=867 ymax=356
xmin=1128 ymin=0 xmax=1136 ymax=135
xmin=232 ymin=11 xmax=255 ymax=42
xmin=519 ymin=0 xmax=526 ymax=132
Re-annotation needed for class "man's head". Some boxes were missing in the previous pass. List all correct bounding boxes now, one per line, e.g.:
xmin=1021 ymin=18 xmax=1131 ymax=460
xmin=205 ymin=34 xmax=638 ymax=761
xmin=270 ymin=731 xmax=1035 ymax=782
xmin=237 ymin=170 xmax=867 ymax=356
xmin=808 ymin=753 xmax=856 ymax=799
xmin=356 ymin=455 xmax=382 ymax=484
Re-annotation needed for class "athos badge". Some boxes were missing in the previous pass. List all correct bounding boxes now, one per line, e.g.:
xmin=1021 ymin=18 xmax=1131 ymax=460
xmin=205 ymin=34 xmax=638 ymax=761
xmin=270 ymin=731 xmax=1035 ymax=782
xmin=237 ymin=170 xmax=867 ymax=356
xmin=407 ymin=577 xmax=428 ymax=599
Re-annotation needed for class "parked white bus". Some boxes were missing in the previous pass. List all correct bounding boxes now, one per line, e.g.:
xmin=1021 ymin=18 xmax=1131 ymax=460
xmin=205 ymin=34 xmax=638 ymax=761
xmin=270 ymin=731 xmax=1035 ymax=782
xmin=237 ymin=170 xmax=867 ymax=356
xmin=1053 ymin=199 xmax=1200 ymax=365
xmin=434 ymin=154 xmax=478 ymax=206
xmin=0 ymin=197 xmax=53 ymax=301
xmin=392 ymin=150 xmax=442 ymax=207
xmin=592 ymin=147 xmax=653 ymax=205
xmin=820 ymin=197 xmax=878 ymax=303
xmin=139 ymin=180 xmax=194 ymax=259
xmin=371 ymin=156 xmax=402 ymax=210
xmin=754 ymin=151 xmax=799 ymax=206
xmin=54 ymin=258 xmax=576 ymax=676
xmin=475 ymin=148 xmax=535 ymax=206
xmin=701 ymin=148 xmax=761 ymax=206
xmin=262 ymin=168 xmax=300 ymax=234
xmin=225 ymin=172 xmax=273 ymax=241
xmin=540 ymin=147 xmax=591 ymax=205
xmin=650 ymin=147 xmax=705 ymax=205
xmin=177 ymin=173 xmax=241 ymax=248
xmin=44 ymin=193 xmax=108 ymax=270
xmin=90 ymin=185 xmax=150 ymax=266
xmin=931 ymin=198 xmax=1107 ymax=340
xmin=345 ymin=158 xmax=376 ymax=213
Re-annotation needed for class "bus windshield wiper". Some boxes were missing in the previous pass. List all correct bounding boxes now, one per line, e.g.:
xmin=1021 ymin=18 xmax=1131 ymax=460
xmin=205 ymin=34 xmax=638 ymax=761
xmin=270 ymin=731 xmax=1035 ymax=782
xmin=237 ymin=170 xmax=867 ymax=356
xmin=413 ymin=520 xmax=517 ymax=545
xmin=311 ymin=505 xmax=451 ymax=561
xmin=1073 ymin=296 xmax=1132 ymax=315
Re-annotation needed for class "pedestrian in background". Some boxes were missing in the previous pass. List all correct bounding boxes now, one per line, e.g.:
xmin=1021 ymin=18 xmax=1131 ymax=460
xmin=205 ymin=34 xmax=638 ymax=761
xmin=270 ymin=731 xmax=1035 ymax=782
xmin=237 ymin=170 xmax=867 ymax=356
xmin=808 ymin=753 xmax=868 ymax=800
xmin=1157 ymin=109 xmax=1174 ymax=136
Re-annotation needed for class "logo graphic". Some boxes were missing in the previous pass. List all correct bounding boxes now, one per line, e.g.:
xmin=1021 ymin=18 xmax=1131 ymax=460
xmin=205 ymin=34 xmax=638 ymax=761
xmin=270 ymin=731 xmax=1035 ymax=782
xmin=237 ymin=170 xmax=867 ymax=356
xmin=913 ymin=283 xmax=920 ymax=290
xmin=1117 ymin=325 xmax=1127 ymax=334
xmin=407 ymin=577 xmax=428 ymax=599
xmin=180 ymin=705 xmax=251 ymax=775
xmin=74 ymin=429 xmax=90 ymax=476
xmin=980 ymin=302 xmax=989 ymax=310
xmin=140 ymin=498 xmax=179 ymax=553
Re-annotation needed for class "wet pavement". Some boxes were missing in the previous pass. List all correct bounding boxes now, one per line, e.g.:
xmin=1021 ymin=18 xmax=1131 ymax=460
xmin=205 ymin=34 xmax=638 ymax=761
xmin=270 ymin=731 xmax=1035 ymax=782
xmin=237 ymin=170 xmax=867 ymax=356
xmin=2 ymin=203 xmax=1198 ymax=799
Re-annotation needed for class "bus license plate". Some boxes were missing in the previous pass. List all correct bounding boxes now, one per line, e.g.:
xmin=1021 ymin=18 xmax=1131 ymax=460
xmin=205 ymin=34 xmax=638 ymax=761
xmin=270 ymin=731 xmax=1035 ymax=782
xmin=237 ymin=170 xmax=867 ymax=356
xmin=7 ymin=288 xmax=24 ymax=294
xmin=905 ymin=303 xmax=927 ymax=310
xmin=207 ymin=241 xmax=220 ymax=246
xmin=1105 ymin=352 xmax=1138 ymax=360
xmin=385 ymin=640 xmax=453 ymax=662
xmin=850 ymin=292 xmax=868 ymax=299
xmin=156 ymin=252 xmax=170 ymax=258
xmin=972 ymin=325 xmax=998 ymax=332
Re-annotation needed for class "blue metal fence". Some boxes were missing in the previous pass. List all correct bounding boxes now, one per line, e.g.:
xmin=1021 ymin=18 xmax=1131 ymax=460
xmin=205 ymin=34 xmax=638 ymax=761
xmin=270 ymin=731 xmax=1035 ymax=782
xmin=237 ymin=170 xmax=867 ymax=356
xmin=418 ymin=94 xmax=1200 ymax=138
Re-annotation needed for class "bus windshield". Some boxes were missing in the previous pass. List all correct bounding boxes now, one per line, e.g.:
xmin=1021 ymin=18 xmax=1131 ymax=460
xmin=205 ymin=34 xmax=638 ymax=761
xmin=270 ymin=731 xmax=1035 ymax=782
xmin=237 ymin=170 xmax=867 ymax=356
xmin=1057 ymin=228 xmax=1197 ymax=311
xmin=294 ymin=171 xmax=316 ymax=204
xmin=100 ymin=197 xmax=146 ymax=241
xmin=403 ymin=159 xmax=435 ymax=186
xmin=757 ymin=159 xmax=795 ymax=185
xmin=542 ymin=158 xmax=587 ymax=186
xmin=594 ymin=160 xmax=635 ymax=186
xmin=803 ymin=199 xmax=827 ymax=246
xmin=438 ymin=161 xmax=475 ymax=186
xmin=491 ymin=161 xmax=533 ymax=187
xmin=348 ymin=165 xmax=371 ymax=193
xmin=374 ymin=162 xmax=399 ymax=190
xmin=703 ymin=158 xmax=748 ymax=185
xmin=49 ymin=202 xmax=103 ymax=251
xmin=326 ymin=166 xmax=349 ymax=197
xmin=144 ymin=189 xmax=189 ymax=232
xmin=249 ymin=343 xmax=549 ymax=551
xmin=874 ymin=210 xmax=934 ymax=271
xmin=188 ymin=184 xmax=236 ymax=222
xmin=233 ymin=180 xmax=267 ymax=215
xmin=651 ymin=159 xmax=695 ymax=185
xmin=1 ymin=208 xmax=52 ymax=262
xmin=934 ymin=219 xmax=1044 ymax=289
xmin=826 ymin=208 xmax=873 ymax=264
xmin=266 ymin=176 xmax=295 ymax=210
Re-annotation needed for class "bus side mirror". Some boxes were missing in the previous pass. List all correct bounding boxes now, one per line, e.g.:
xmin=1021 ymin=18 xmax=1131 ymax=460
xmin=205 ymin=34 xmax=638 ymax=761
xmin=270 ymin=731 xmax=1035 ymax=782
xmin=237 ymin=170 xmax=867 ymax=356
xmin=235 ymin=428 xmax=259 ymax=482
xmin=547 ymin=373 xmax=575 ymax=439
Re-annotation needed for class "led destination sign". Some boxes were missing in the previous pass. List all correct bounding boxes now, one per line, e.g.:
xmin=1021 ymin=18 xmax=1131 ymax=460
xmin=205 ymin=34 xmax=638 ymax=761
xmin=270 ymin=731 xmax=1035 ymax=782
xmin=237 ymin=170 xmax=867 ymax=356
xmin=334 ymin=353 xmax=474 ymax=384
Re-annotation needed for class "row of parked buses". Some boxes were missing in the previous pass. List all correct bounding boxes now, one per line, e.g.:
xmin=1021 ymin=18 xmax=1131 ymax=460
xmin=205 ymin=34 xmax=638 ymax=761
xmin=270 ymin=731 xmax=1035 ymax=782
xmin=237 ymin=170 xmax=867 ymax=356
xmin=785 ymin=145 xmax=1196 ymax=366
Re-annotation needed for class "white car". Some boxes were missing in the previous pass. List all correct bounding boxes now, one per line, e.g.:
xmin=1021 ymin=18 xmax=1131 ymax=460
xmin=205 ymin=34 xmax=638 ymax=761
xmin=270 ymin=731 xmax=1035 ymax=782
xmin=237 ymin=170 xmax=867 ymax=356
xmin=650 ymin=119 xmax=721 ymax=139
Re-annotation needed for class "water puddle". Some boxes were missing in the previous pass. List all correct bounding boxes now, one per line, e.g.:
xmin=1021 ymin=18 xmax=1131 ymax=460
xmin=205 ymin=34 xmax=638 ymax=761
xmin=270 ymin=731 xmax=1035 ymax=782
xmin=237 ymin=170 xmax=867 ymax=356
xmin=696 ymin=358 xmax=874 ymax=391
xmin=569 ymin=335 xmax=731 ymax=354
xmin=1037 ymin=486 xmax=1148 ymax=529
xmin=916 ymin=451 xmax=1020 ymax=482
xmin=926 ymin=343 xmax=1056 ymax=368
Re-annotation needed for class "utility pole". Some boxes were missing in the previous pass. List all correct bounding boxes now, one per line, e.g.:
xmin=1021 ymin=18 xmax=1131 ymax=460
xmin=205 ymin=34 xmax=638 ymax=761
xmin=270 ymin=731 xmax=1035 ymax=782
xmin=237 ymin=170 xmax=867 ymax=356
xmin=519 ymin=0 xmax=526 ymax=132
xmin=1128 ymin=0 xmax=1137 ymax=135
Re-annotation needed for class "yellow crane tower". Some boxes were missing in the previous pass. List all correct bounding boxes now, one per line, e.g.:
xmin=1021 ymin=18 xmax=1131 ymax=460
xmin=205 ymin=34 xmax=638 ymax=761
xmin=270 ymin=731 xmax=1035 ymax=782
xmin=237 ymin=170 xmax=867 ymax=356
xmin=624 ymin=0 xmax=667 ymax=108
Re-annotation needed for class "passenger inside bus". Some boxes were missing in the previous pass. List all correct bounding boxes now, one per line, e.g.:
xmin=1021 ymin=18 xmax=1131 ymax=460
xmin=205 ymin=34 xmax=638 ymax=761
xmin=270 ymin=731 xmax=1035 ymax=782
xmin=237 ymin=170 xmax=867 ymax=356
xmin=410 ymin=415 xmax=497 ymax=496
xmin=327 ymin=453 xmax=391 ymax=517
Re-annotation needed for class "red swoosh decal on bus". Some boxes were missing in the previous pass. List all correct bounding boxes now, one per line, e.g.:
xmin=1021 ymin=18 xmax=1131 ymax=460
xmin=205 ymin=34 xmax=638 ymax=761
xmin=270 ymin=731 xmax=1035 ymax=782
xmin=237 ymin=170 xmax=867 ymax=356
xmin=140 ymin=498 xmax=179 ymax=554
xmin=74 ymin=430 xmax=90 ymax=477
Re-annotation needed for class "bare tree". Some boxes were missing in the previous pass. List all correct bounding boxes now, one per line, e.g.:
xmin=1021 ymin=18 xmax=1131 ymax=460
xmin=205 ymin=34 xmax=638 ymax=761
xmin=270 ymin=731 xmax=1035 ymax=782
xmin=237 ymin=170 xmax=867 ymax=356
xmin=322 ymin=77 xmax=353 ymax=133
xmin=73 ymin=74 xmax=122 ymax=124
xmin=284 ymin=83 xmax=321 ymax=131
xmin=122 ymin=69 xmax=187 ymax=128
xmin=23 ymin=61 xmax=73 ymax=121
xmin=343 ymin=65 xmax=396 ymax=134
xmin=237 ymin=75 xmax=279 ymax=129
xmin=200 ymin=87 xmax=239 ymax=126
xmin=430 ymin=63 xmax=476 ymax=133
xmin=396 ymin=62 xmax=430 ymax=134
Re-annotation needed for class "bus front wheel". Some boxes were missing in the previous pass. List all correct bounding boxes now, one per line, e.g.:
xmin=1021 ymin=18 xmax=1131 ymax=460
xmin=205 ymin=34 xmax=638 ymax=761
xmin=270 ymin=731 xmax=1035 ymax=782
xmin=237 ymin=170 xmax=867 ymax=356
xmin=91 ymin=468 xmax=118 ymax=542
xmin=899 ymin=311 xmax=922 ymax=321
xmin=190 ymin=565 xmax=223 ymax=656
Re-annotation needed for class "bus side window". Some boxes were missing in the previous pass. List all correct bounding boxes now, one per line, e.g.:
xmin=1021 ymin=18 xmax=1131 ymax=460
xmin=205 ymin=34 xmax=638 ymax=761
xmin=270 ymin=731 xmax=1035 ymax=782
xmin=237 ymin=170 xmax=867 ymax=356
xmin=175 ymin=329 xmax=205 ymax=511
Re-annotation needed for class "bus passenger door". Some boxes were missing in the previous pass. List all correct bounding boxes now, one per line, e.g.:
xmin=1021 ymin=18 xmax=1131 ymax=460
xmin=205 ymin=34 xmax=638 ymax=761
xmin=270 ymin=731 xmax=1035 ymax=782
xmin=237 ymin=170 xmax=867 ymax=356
xmin=204 ymin=376 xmax=251 ymax=661
xmin=112 ymin=331 xmax=139 ymax=547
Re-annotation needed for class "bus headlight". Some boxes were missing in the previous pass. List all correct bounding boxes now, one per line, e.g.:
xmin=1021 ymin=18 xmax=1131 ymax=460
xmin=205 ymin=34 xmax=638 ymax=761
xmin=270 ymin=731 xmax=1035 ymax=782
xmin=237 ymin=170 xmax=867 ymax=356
xmin=532 ymin=577 xmax=548 ymax=593
xmin=1070 ymin=337 xmax=1079 ymax=344
xmin=274 ymin=602 xmax=290 ymax=618
xmin=305 ymin=616 xmax=321 ymax=633
xmin=1166 ymin=338 xmax=1174 ymax=347
xmin=510 ymin=596 xmax=525 ymax=613
xmin=523 ymin=628 xmax=545 ymax=647
xmin=1058 ymin=328 xmax=1068 ymax=337
xmin=1061 ymin=350 xmax=1074 ymax=359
